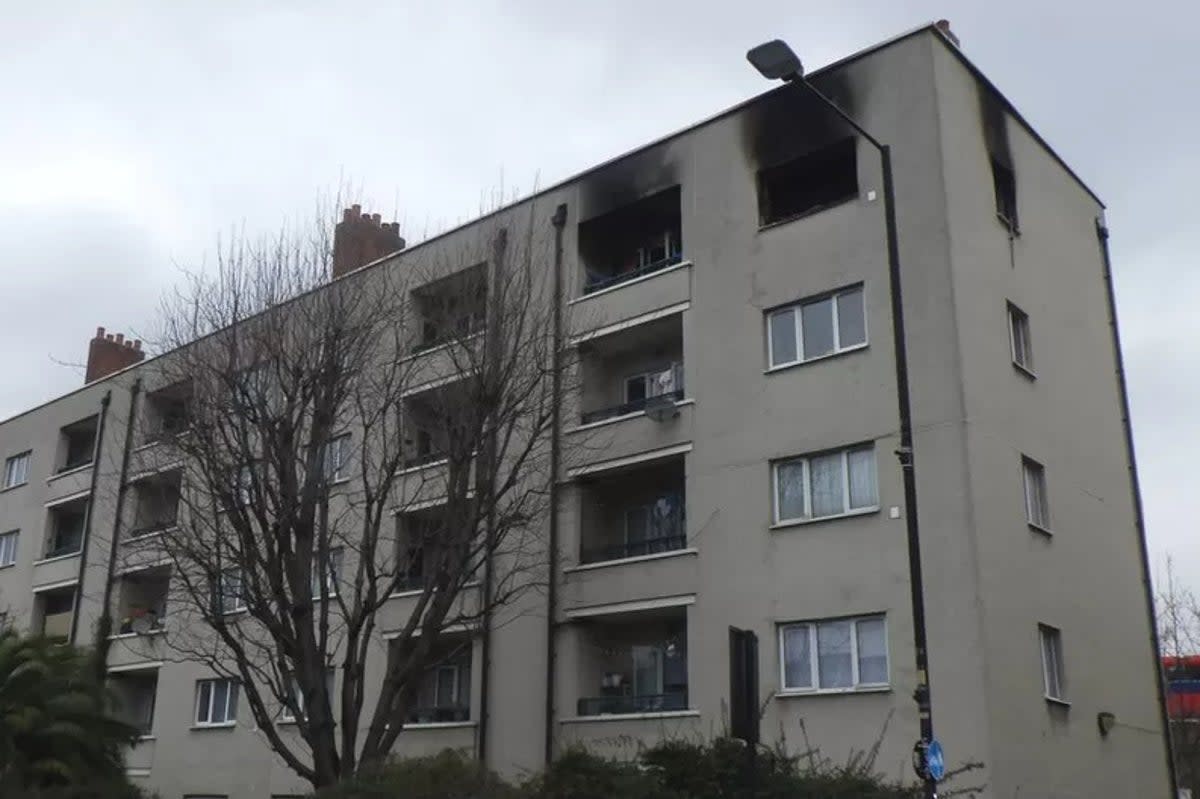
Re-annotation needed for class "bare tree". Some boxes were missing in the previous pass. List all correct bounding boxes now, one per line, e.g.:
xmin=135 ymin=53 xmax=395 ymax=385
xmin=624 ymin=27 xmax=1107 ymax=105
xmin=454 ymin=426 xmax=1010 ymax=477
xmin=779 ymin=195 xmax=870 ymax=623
xmin=1158 ymin=557 xmax=1200 ymax=795
xmin=109 ymin=199 xmax=569 ymax=788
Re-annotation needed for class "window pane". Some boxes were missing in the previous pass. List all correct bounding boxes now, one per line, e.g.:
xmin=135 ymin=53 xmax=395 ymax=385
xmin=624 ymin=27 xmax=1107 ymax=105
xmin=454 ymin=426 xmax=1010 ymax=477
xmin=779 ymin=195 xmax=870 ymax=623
xmin=197 ymin=681 xmax=212 ymax=723
xmin=782 ymin=625 xmax=812 ymax=689
xmin=817 ymin=620 xmax=854 ymax=688
xmin=856 ymin=618 xmax=888 ymax=684
xmin=775 ymin=461 xmax=805 ymax=521
xmin=227 ymin=682 xmax=239 ymax=721
xmin=1041 ymin=627 xmax=1063 ymax=698
xmin=625 ymin=507 xmax=650 ymax=544
xmin=769 ymin=310 xmax=798 ymax=366
xmin=1024 ymin=460 xmax=1047 ymax=527
xmin=211 ymin=680 xmax=229 ymax=723
xmin=801 ymin=297 xmax=835 ymax=359
xmin=625 ymin=375 xmax=647 ymax=403
xmin=809 ymin=453 xmax=844 ymax=518
xmin=837 ymin=289 xmax=866 ymax=348
xmin=847 ymin=447 xmax=878 ymax=509
xmin=435 ymin=666 xmax=457 ymax=707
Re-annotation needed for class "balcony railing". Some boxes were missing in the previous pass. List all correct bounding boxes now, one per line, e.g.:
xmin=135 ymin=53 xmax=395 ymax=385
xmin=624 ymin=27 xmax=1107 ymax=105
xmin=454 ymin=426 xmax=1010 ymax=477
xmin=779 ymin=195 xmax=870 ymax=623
xmin=581 ymin=534 xmax=687 ymax=565
xmin=576 ymin=690 xmax=688 ymax=717
xmin=127 ymin=519 xmax=178 ymax=540
xmin=45 ymin=538 xmax=83 ymax=559
xmin=584 ymin=253 xmax=683 ymax=295
xmin=404 ymin=705 xmax=470 ymax=725
xmin=402 ymin=451 xmax=447 ymax=470
xmin=57 ymin=456 xmax=94 ymax=474
xmin=581 ymin=389 xmax=684 ymax=425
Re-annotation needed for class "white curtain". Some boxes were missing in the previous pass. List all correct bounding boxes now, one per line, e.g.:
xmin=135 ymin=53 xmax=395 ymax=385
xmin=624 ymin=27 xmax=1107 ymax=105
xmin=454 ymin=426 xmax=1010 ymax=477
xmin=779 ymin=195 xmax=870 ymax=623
xmin=809 ymin=453 xmax=843 ymax=517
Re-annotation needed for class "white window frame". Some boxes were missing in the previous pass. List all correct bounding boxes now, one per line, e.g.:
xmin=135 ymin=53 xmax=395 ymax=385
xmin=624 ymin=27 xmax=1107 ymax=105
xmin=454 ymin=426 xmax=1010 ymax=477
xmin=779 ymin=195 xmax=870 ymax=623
xmin=1022 ymin=455 xmax=1050 ymax=531
xmin=778 ymin=614 xmax=889 ymax=693
xmin=1039 ymin=624 xmax=1066 ymax=702
xmin=766 ymin=285 xmax=867 ymax=370
xmin=194 ymin=678 xmax=239 ymax=726
xmin=3 ymin=451 xmax=30 ymax=489
xmin=323 ymin=434 xmax=351 ymax=483
xmin=0 ymin=530 xmax=17 ymax=567
xmin=280 ymin=670 xmax=335 ymax=722
xmin=311 ymin=547 xmax=343 ymax=598
xmin=218 ymin=568 xmax=246 ymax=615
xmin=772 ymin=444 xmax=878 ymax=524
xmin=1008 ymin=302 xmax=1034 ymax=375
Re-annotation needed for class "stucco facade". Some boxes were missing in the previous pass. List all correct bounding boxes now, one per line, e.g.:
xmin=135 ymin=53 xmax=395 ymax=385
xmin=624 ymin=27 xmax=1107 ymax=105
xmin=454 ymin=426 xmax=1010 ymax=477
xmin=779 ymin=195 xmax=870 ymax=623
xmin=0 ymin=25 xmax=1171 ymax=798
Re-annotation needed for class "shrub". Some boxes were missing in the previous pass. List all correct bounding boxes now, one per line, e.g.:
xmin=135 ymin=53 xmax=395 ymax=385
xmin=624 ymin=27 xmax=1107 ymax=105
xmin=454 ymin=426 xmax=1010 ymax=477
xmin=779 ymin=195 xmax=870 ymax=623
xmin=312 ymin=749 xmax=515 ymax=799
xmin=520 ymin=747 xmax=680 ymax=799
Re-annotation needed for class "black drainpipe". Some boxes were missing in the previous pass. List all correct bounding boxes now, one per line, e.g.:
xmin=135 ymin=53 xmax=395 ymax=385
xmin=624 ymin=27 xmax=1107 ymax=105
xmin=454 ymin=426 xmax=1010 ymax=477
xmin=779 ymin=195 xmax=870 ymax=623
xmin=69 ymin=389 xmax=112 ymax=646
xmin=1095 ymin=218 xmax=1179 ymax=797
xmin=544 ymin=203 xmax=567 ymax=766
xmin=93 ymin=378 xmax=141 ymax=679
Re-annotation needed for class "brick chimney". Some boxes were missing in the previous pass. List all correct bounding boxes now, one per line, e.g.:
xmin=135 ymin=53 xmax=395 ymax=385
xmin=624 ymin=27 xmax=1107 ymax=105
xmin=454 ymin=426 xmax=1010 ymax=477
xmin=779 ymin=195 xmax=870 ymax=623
xmin=85 ymin=327 xmax=145 ymax=383
xmin=332 ymin=204 xmax=406 ymax=279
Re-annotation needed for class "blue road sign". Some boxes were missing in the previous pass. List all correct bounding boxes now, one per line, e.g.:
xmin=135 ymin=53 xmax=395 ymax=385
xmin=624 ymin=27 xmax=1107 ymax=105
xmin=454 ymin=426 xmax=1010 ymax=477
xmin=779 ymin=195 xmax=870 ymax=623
xmin=926 ymin=739 xmax=946 ymax=782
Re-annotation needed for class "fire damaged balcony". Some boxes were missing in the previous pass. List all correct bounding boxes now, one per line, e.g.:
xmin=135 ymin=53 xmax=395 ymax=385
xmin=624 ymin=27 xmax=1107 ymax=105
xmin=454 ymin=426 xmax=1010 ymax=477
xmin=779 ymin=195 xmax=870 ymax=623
xmin=579 ymin=186 xmax=682 ymax=295
xmin=572 ymin=606 xmax=688 ymax=717
xmin=577 ymin=455 xmax=686 ymax=565
xmin=141 ymin=382 xmax=191 ymax=445
xmin=578 ymin=313 xmax=684 ymax=426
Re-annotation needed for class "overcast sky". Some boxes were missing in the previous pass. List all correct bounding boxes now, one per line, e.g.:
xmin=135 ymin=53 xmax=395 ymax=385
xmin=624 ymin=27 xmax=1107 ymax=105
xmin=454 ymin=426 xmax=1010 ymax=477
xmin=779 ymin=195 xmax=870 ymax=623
xmin=1 ymin=2 xmax=1197 ymax=589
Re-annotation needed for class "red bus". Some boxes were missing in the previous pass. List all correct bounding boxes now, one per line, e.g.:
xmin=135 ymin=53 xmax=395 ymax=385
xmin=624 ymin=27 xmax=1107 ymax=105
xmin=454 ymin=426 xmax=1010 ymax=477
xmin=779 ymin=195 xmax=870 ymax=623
xmin=1163 ymin=655 xmax=1200 ymax=718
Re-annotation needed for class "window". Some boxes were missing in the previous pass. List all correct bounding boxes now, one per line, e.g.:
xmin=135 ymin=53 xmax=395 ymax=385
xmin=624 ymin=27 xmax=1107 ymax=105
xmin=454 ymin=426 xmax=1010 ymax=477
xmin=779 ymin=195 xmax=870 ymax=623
xmin=46 ymin=500 xmax=87 ymax=557
xmin=3 ymin=451 xmax=30 ymax=489
xmin=1022 ymin=456 xmax=1049 ymax=530
xmin=1008 ymin=303 xmax=1033 ymax=374
xmin=773 ymin=444 xmax=877 ymax=524
xmin=758 ymin=138 xmax=858 ymax=226
xmin=311 ymin=547 xmax=343 ymax=598
xmin=767 ymin=286 xmax=866 ymax=369
xmin=0 ymin=531 xmax=17 ymax=567
xmin=323 ymin=434 xmax=351 ymax=483
xmin=195 ymin=678 xmax=239 ymax=726
xmin=216 ymin=568 xmax=246 ymax=614
xmin=280 ymin=670 xmax=335 ymax=722
xmin=780 ymin=615 xmax=888 ymax=692
xmin=991 ymin=158 xmax=1018 ymax=231
xmin=235 ymin=463 xmax=256 ymax=507
xmin=1039 ymin=624 xmax=1065 ymax=701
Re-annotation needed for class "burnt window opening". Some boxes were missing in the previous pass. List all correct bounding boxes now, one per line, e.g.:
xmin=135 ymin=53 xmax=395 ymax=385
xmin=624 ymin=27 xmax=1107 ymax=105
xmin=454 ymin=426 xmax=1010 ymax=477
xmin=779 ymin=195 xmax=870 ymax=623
xmin=143 ymin=382 xmax=192 ymax=444
xmin=991 ymin=158 xmax=1018 ymax=232
xmin=578 ymin=186 xmax=682 ymax=295
xmin=757 ymin=138 xmax=858 ymax=227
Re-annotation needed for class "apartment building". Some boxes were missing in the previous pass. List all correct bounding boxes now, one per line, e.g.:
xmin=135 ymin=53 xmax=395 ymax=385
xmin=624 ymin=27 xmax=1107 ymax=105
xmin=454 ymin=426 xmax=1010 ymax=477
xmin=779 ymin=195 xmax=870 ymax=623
xmin=0 ymin=22 xmax=1173 ymax=799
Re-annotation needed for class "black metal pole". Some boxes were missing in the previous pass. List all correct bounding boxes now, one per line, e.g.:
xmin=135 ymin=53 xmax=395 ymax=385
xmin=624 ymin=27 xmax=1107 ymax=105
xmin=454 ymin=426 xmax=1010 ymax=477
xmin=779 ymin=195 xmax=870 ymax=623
xmin=544 ymin=203 xmax=567 ymax=766
xmin=69 ymin=390 xmax=112 ymax=647
xmin=795 ymin=78 xmax=937 ymax=799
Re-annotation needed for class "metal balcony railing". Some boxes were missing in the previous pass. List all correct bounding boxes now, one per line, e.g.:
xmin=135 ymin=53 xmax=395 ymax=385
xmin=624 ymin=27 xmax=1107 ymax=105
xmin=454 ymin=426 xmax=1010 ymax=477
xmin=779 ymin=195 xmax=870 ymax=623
xmin=580 ymin=534 xmax=687 ymax=565
xmin=402 ymin=451 xmax=447 ymax=470
xmin=584 ymin=253 xmax=683 ymax=295
xmin=404 ymin=705 xmax=470 ymax=724
xmin=581 ymin=389 xmax=684 ymax=425
xmin=576 ymin=690 xmax=688 ymax=717
xmin=127 ymin=519 xmax=178 ymax=539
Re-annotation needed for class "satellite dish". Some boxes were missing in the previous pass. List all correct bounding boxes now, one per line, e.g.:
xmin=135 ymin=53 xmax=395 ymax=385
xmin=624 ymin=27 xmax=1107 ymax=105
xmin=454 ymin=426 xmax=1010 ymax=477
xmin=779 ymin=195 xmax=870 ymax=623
xmin=644 ymin=394 xmax=678 ymax=423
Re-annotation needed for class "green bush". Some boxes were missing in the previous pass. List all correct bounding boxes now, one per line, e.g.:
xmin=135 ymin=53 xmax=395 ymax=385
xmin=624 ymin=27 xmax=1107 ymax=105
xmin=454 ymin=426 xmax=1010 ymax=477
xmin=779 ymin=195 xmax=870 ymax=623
xmin=312 ymin=749 xmax=515 ymax=799
xmin=520 ymin=747 xmax=680 ymax=799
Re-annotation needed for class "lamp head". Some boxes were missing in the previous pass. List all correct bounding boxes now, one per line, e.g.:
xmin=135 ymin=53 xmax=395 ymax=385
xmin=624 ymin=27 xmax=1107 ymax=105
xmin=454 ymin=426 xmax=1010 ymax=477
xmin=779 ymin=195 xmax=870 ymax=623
xmin=747 ymin=39 xmax=803 ymax=81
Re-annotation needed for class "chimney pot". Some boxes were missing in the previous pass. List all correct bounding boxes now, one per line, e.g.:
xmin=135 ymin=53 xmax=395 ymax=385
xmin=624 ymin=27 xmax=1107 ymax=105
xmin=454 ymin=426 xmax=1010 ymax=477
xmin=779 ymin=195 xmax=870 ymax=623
xmin=115 ymin=333 xmax=125 ymax=345
xmin=351 ymin=203 xmax=362 ymax=216
xmin=96 ymin=326 xmax=106 ymax=338
xmin=134 ymin=340 xmax=142 ymax=351
xmin=106 ymin=334 xmax=115 ymax=341
xmin=85 ymin=326 xmax=146 ymax=383
xmin=331 ymin=204 xmax=405 ymax=279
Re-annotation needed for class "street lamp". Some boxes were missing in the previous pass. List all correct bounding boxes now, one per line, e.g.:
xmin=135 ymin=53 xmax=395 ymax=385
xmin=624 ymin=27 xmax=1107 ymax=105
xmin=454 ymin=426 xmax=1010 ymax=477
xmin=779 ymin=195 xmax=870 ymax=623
xmin=747 ymin=39 xmax=939 ymax=798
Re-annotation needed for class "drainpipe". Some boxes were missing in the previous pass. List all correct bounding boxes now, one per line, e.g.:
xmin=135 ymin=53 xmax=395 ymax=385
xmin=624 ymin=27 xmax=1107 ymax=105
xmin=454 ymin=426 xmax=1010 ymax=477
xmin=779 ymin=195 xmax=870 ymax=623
xmin=544 ymin=203 xmax=568 ymax=766
xmin=1095 ymin=218 xmax=1179 ymax=797
xmin=93 ymin=378 xmax=141 ymax=680
xmin=69 ymin=390 xmax=112 ymax=646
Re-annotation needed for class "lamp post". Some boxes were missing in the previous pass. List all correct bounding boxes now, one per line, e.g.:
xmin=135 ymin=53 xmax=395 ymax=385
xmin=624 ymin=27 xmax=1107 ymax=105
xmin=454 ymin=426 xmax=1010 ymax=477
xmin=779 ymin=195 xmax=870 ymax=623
xmin=747 ymin=39 xmax=938 ymax=799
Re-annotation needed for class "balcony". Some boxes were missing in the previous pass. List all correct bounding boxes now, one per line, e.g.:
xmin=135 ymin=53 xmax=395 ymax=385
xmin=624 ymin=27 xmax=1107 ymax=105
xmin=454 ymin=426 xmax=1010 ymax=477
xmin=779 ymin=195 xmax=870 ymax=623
xmin=577 ymin=313 xmax=684 ymax=426
xmin=126 ymin=470 xmax=181 ymax=541
xmin=44 ymin=497 xmax=87 ymax=558
xmin=36 ymin=586 xmax=75 ymax=642
xmin=55 ymin=415 xmax=98 ymax=474
xmin=410 ymin=263 xmax=487 ymax=355
xmin=110 ymin=668 xmax=158 ymax=738
xmin=394 ymin=633 xmax=474 ymax=726
xmin=578 ymin=186 xmax=682 ymax=297
xmin=576 ymin=451 xmax=685 ymax=565
xmin=571 ymin=605 xmax=689 ymax=719
xmin=141 ymin=382 xmax=191 ymax=447
xmin=115 ymin=566 xmax=169 ymax=636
